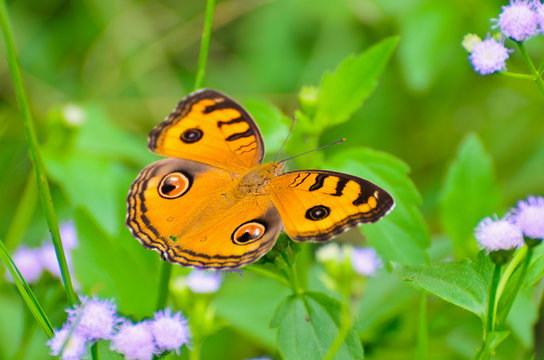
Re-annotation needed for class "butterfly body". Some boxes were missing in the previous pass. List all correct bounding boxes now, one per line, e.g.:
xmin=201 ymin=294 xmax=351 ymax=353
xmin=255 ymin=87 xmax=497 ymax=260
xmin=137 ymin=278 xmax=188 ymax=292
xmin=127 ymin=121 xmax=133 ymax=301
xmin=126 ymin=89 xmax=394 ymax=270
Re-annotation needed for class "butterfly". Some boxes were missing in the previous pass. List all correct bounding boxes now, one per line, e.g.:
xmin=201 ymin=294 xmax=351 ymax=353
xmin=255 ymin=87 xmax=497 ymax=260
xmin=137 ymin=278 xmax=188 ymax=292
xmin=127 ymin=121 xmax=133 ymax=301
xmin=126 ymin=89 xmax=394 ymax=270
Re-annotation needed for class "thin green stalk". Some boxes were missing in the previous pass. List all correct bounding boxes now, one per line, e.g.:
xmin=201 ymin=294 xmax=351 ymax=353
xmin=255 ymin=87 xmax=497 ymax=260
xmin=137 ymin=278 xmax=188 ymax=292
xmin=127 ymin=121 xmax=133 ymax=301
xmin=321 ymin=308 xmax=353 ymax=360
xmin=91 ymin=343 xmax=99 ymax=360
xmin=4 ymin=172 xmax=37 ymax=248
xmin=189 ymin=341 xmax=202 ymax=360
xmin=416 ymin=292 xmax=428 ymax=360
xmin=538 ymin=54 xmax=544 ymax=75
xmin=156 ymin=260 xmax=173 ymax=310
xmin=498 ymin=71 xmax=535 ymax=80
xmin=516 ymin=42 xmax=544 ymax=96
xmin=494 ymin=246 xmax=527 ymax=311
xmin=194 ymin=0 xmax=216 ymax=90
xmin=322 ymin=273 xmax=357 ymax=360
xmin=0 ymin=0 xmax=78 ymax=306
xmin=474 ymin=264 xmax=502 ymax=360
xmin=156 ymin=0 xmax=217 ymax=307
xmin=496 ymin=245 xmax=534 ymax=328
xmin=0 ymin=239 xmax=53 ymax=338
xmin=279 ymin=252 xmax=303 ymax=295
xmin=486 ymin=264 xmax=502 ymax=335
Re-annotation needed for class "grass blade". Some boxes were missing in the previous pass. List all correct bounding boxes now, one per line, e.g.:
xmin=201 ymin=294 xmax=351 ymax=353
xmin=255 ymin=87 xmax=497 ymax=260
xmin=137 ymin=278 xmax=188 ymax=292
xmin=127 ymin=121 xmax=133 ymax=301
xmin=0 ymin=239 xmax=54 ymax=338
xmin=0 ymin=0 xmax=78 ymax=306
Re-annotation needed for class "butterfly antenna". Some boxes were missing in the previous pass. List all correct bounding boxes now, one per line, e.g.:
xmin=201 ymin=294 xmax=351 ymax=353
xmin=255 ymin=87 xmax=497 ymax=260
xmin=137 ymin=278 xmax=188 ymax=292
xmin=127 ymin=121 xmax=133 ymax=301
xmin=278 ymin=138 xmax=346 ymax=164
xmin=274 ymin=117 xmax=297 ymax=162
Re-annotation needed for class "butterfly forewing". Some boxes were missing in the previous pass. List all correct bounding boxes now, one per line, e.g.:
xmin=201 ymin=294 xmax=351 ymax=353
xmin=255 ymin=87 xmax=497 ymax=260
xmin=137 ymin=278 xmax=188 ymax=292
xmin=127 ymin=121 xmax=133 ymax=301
xmin=267 ymin=170 xmax=394 ymax=242
xmin=148 ymin=89 xmax=265 ymax=172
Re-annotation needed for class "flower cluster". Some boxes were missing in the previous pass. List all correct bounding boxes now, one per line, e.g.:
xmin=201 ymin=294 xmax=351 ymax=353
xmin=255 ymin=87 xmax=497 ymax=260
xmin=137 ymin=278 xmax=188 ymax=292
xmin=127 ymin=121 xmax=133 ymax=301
xmin=185 ymin=270 xmax=223 ymax=293
xmin=47 ymin=297 xmax=190 ymax=360
xmin=475 ymin=195 xmax=544 ymax=252
xmin=4 ymin=222 xmax=78 ymax=284
xmin=464 ymin=0 xmax=544 ymax=75
xmin=315 ymin=243 xmax=383 ymax=276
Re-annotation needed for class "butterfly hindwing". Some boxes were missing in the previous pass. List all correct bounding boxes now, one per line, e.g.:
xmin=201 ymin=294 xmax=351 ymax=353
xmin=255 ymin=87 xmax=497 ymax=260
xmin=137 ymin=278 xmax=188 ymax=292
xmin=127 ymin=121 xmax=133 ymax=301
xmin=126 ymin=158 xmax=282 ymax=269
xmin=148 ymin=89 xmax=265 ymax=172
xmin=267 ymin=170 xmax=395 ymax=242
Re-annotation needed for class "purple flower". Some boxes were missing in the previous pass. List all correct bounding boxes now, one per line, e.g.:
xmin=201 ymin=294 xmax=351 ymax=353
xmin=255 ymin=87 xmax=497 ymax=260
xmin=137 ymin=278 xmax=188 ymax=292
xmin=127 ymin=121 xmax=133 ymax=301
xmin=185 ymin=270 xmax=222 ymax=293
xmin=67 ymin=297 xmax=121 ymax=341
xmin=110 ymin=321 xmax=156 ymax=360
xmin=40 ymin=243 xmax=74 ymax=279
xmin=59 ymin=221 xmax=79 ymax=250
xmin=475 ymin=215 xmax=524 ymax=251
xmin=46 ymin=326 xmax=88 ymax=360
xmin=511 ymin=196 xmax=544 ymax=239
xmin=5 ymin=246 xmax=43 ymax=284
xmin=351 ymin=247 xmax=382 ymax=276
xmin=535 ymin=1 xmax=544 ymax=31
xmin=469 ymin=36 xmax=511 ymax=75
xmin=150 ymin=309 xmax=190 ymax=354
xmin=39 ymin=221 xmax=79 ymax=281
xmin=495 ymin=0 xmax=539 ymax=41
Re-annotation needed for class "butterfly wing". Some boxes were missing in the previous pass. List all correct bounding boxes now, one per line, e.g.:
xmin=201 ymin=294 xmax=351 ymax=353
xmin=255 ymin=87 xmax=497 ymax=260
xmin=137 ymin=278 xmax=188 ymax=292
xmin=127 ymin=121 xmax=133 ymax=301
xmin=267 ymin=170 xmax=394 ymax=242
xmin=148 ymin=89 xmax=265 ymax=172
xmin=126 ymin=158 xmax=282 ymax=269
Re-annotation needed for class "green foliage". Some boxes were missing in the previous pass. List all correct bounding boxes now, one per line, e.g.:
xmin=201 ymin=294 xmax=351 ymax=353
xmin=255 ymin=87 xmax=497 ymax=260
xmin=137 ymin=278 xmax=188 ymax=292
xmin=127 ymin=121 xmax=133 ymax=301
xmin=271 ymin=292 xmax=363 ymax=360
xmin=73 ymin=208 xmax=158 ymax=318
xmin=393 ymin=260 xmax=488 ymax=319
xmin=1 ymin=0 xmax=543 ymax=359
xmin=328 ymin=148 xmax=429 ymax=265
xmin=314 ymin=37 xmax=399 ymax=128
xmin=440 ymin=133 xmax=501 ymax=258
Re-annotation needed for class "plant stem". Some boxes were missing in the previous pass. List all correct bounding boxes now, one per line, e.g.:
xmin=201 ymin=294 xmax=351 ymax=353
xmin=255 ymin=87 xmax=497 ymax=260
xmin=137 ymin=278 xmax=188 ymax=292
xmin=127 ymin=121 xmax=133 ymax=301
xmin=0 ymin=239 xmax=53 ymax=337
xmin=475 ymin=263 xmax=502 ymax=360
xmin=486 ymin=264 xmax=502 ymax=335
xmin=194 ymin=0 xmax=216 ymax=90
xmin=496 ymin=245 xmax=535 ymax=328
xmin=416 ymin=291 xmax=428 ymax=360
xmin=4 ymin=172 xmax=37 ymax=248
xmin=156 ymin=260 xmax=172 ymax=310
xmin=91 ymin=343 xmax=99 ymax=360
xmin=516 ymin=42 xmax=544 ymax=96
xmin=189 ymin=340 xmax=202 ymax=360
xmin=498 ymin=71 xmax=535 ymax=80
xmin=0 ymin=0 xmax=78 ymax=306
xmin=321 ymin=306 xmax=353 ymax=360
xmin=156 ymin=0 xmax=217 ymax=308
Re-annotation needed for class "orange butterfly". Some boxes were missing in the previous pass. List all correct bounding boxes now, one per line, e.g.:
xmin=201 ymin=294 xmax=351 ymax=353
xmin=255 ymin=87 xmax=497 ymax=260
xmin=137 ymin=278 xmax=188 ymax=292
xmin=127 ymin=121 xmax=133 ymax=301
xmin=126 ymin=90 xmax=394 ymax=269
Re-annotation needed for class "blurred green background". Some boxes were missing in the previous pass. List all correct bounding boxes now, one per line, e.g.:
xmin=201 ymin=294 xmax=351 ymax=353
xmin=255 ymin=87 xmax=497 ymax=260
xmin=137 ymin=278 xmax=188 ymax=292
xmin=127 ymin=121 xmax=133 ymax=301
xmin=1 ymin=0 xmax=543 ymax=359
xmin=2 ymin=0 xmax=543 ymax=233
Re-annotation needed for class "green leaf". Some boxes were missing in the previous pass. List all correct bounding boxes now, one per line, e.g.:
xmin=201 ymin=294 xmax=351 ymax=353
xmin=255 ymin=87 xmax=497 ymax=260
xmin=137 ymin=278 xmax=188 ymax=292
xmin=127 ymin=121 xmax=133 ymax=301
xmin=440 ymin=133 xmax=501 ymax=258
xmin=393 ymin=260 xmax=487 ymax=319
xmin=242 ymin=98 xmax=290 ymax=155
xmin=271 ymin=293 xmax=363 ymax=360
xmin=42 ymin=105 xmax=158 ymax=236
xmin=506 ymin=289 xmax=537 ymax=348
xmin=397 ymin=2 xmax=457 ymax=92
xmin=314 ymin=36 xmax=399 ymax=128
xmin=305 ymin=292 xmax=363 ymax=358
xmin=355 ymin=272 xmax=417 ymax=339
xmin=214 ymin=271 xmax=290 ymax=351
xmin=524 ymin=243 xmax=544 ymax=287
xmin=0 ymin=239 xmax=53 ymax=338
xmin=72 ymin=208 xmax=159 ymax=318
xmin=328 ymin=147 xmax=429 ymax=265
